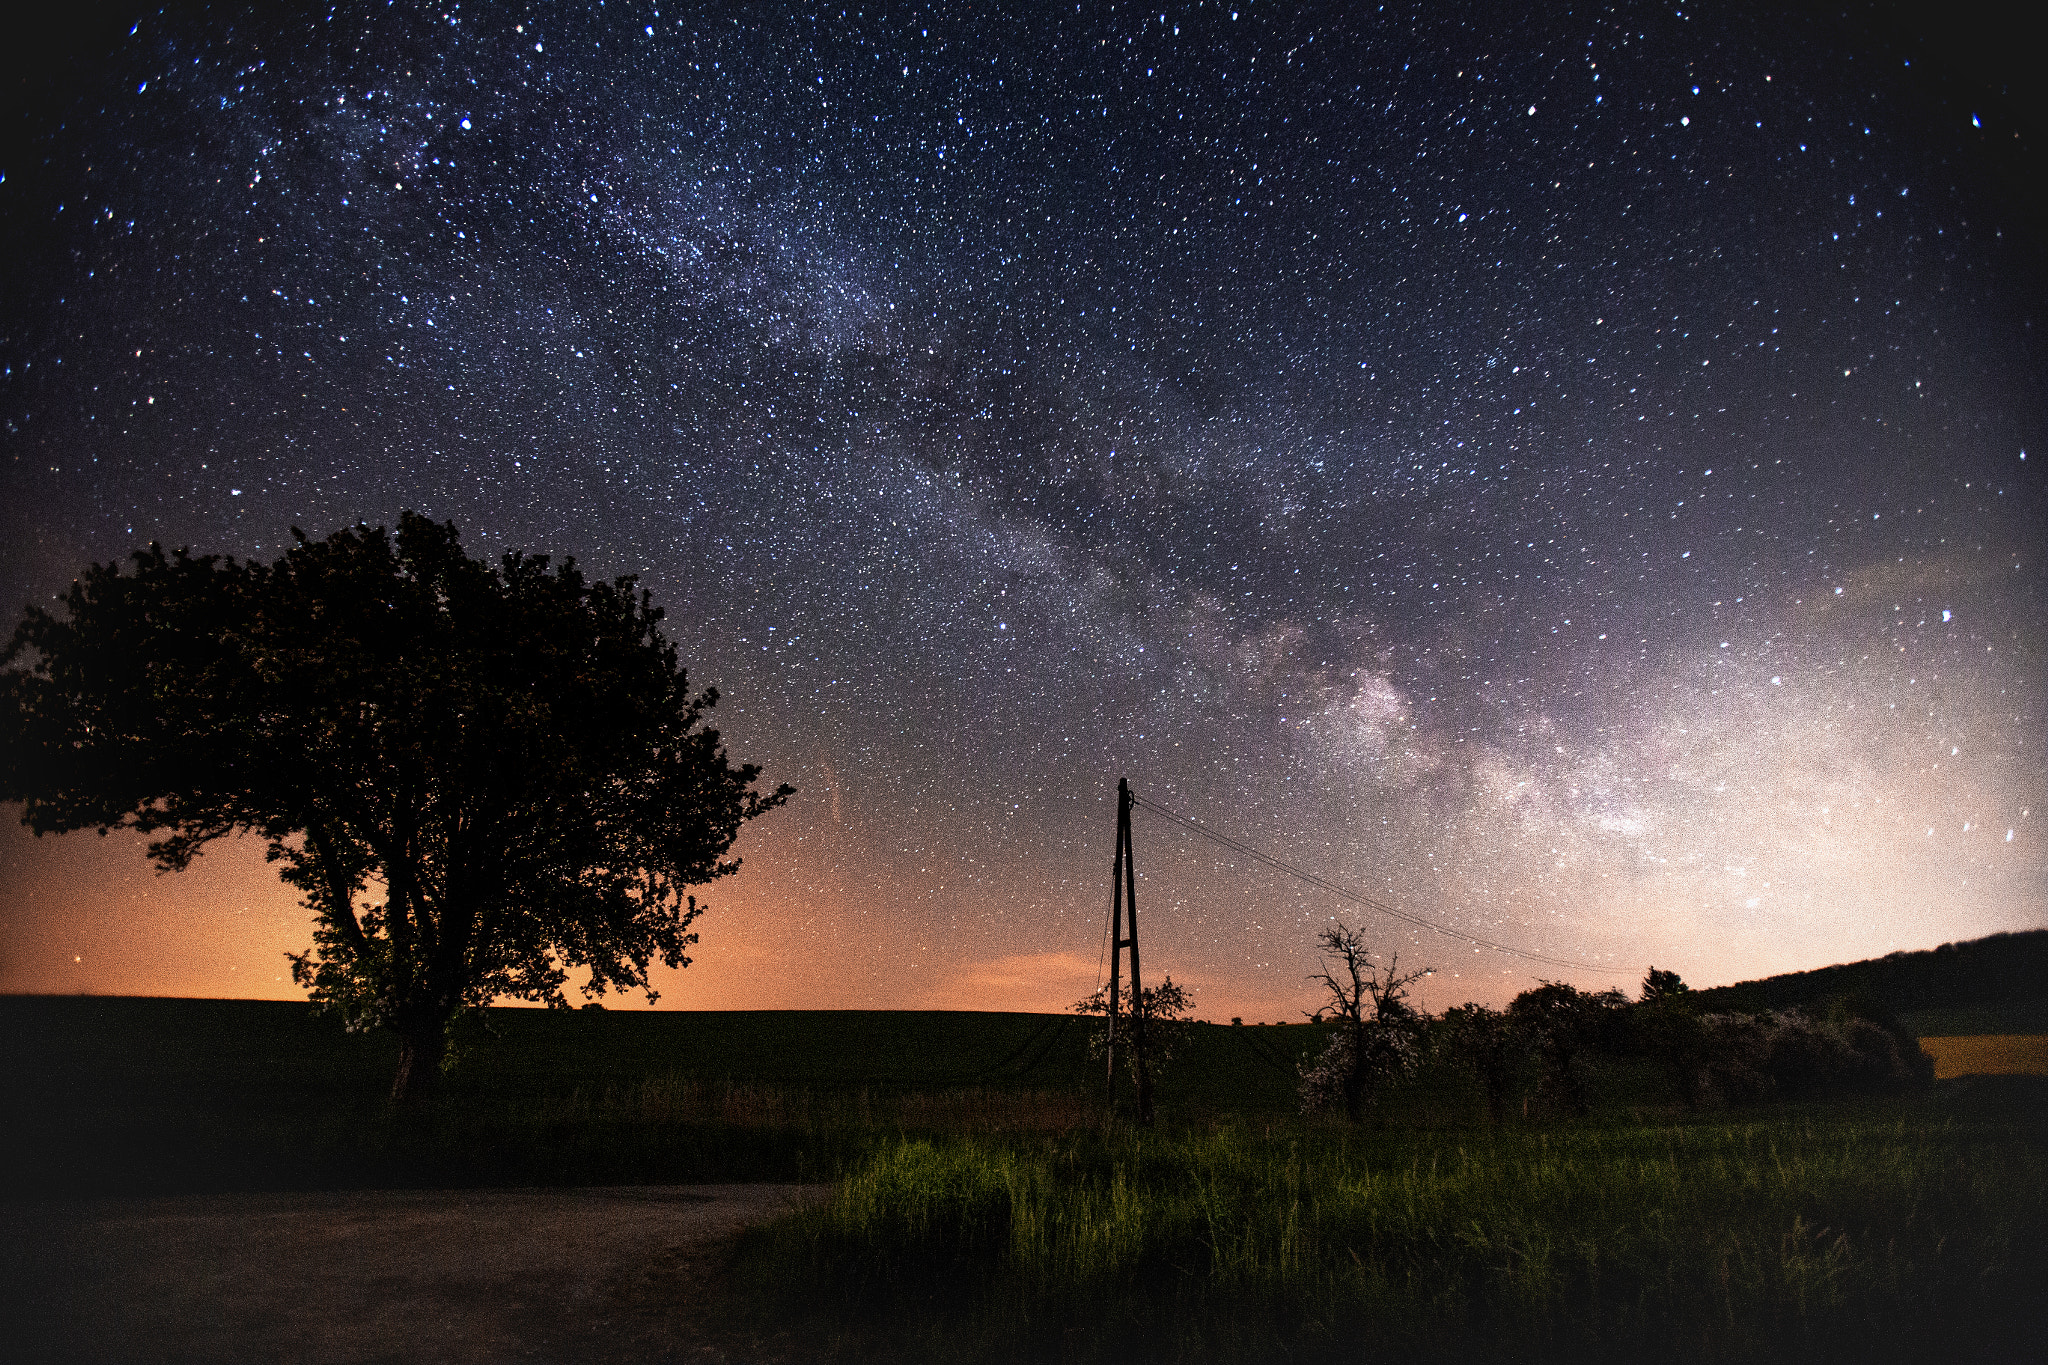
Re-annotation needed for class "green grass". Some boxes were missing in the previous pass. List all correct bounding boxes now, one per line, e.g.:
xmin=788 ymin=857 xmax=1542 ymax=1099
xmin=738 ymin=1103 xmax=2048 ymax=1363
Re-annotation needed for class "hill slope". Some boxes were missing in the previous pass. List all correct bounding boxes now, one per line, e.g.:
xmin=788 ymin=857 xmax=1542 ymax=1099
xmin=1690 ymin=929 xmax=2048 ymax=1031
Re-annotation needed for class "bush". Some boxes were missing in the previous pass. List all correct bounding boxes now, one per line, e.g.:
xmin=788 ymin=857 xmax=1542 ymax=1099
xmin=1694 ymin=1010 xmax=1934 ymax=1104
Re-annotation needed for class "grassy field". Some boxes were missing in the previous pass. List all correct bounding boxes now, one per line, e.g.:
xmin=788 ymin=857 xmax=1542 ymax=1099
xmin=6 ymin=995 xmax=2044 ymax=1362
xmin=739 ymin=1106 xmax=2046 ymax=1363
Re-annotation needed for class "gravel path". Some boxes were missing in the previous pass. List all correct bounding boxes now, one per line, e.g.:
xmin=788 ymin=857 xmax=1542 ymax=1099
xmin=2 ymin=1184 xmax=830 ymax=1364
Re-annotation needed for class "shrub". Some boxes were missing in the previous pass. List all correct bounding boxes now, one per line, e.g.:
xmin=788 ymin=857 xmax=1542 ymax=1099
xmin=1695 ymin=1010 xmax=1934 ymax=1104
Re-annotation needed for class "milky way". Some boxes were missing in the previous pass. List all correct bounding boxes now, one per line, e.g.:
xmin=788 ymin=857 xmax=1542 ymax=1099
xmin=2 ymin=2 xmax=2042 ymax=1017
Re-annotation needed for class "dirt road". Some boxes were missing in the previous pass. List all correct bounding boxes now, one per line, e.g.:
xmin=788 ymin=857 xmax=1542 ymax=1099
xmin=2 ymin=1184 xmax=829 ymax=1364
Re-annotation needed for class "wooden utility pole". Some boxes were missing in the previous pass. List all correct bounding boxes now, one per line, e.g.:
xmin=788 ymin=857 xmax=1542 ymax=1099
xmin=1105 ymin=776 xmax=1154 ymax=1124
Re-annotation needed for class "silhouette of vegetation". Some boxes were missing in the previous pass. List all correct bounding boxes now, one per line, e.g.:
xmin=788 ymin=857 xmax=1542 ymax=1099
xmin=1689 ymin=1007 xmax=1935 ymax=1104
xmin=1690 ymin=929 xmax=2048 ymax=1015
xmin=1435 ymin=1002 xmax=1526 ymax=1124
xmin=1297 ymin=924 xmax=1430 ymax=1121
xmin=1505 ymin=980 xmax=1629 ymax=1116
xmin=1416 ymin=970 xmax=1934 ymax=1119
xmin=6 ymin=991 xmax=2038 ymax=1362
xmin=1 ymin=514 xmax=789 ymax=1101
xmin=1629 ymin=967 xmax=1710 ymax=1107
xmin=1073 ymin=976 xmax=1195 ymax=1088
xmin=1640 ymin=965 xmax=1691 ymax=1004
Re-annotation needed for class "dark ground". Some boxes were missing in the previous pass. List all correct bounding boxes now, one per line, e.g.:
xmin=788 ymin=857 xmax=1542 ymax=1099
xmin=2 ymin=1183 xmax=828 ymax=1364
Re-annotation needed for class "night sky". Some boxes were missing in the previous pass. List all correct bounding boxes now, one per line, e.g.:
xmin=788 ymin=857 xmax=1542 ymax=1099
xmin=2 ymin=2 xmax=2042 ymax=1020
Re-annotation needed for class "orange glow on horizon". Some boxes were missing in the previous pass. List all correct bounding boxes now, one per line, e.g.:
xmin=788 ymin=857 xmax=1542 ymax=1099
xmin=5 ymin=789 xmax=2040 ymax=1025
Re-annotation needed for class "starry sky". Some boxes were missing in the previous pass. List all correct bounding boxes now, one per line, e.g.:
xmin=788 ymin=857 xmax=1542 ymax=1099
xmin=2 ymin=1 xmax=2042 ymax=1021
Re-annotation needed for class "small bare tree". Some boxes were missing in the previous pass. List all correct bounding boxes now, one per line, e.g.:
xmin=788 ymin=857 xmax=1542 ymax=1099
xmin=1299 ymin=925 xmax=1430 ymax=1122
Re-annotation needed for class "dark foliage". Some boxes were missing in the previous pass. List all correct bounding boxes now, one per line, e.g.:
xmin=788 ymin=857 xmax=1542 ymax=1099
xmin=1073 ymin=976 xmax=1195 ymax=1086
xmin=1627 ymin=968 xmax=1711 ymax=1108
xmin=1624 ymin=969 xmax=1934 ymax=1105
xmin=1690 ymin=930 xmax=2048 ymax=1015
xmin=1435 ymin=1003 xmax=1526 ymax=1124
xmin=1506 ymin=981 xmax=1629 ymax=1116
xmin=1640 ymin=966 xmax=1691 ymax=1004
xmin=1692 ymin=1008 xmax=1934 ymax=1104
xmin=1392 ymin=962 xmax=1942 ymax=1121
xmin=1 ymin=514 xmax=789 ymax=1101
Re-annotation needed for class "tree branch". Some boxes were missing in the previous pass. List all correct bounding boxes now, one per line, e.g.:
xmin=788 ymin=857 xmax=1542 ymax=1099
xmin=305 ymin=817 xmax=371 ymax=958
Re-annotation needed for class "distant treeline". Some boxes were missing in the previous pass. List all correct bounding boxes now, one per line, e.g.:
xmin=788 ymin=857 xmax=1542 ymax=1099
xmin=1691 ymin=930 xmax=2048 ymax=1016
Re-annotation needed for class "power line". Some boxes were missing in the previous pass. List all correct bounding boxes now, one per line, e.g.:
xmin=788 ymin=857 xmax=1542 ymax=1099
xmin=1094 ymin=866 xmax=1114 ymax=995
xmin=1128 ymin=792 xmax=1630 ymax=976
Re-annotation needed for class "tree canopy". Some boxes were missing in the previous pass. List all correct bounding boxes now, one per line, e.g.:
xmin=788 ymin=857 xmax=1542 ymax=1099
xmin=2 ymin=514 xmax=790 ymax=1099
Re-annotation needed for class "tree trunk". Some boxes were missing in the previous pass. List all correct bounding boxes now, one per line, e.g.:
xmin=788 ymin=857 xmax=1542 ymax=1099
xmin=390 ymin=1020 xmax=448 ymax=1104
xmin=1484 ymin=1067 xmax=1510 ymax=1125
xmin=1343 ymin=1021 xmax=1366 ymax=1123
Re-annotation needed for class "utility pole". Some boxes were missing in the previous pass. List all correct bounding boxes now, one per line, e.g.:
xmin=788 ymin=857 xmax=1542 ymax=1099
xmin=1105 ymin=776 xmax=1154 ymax=1125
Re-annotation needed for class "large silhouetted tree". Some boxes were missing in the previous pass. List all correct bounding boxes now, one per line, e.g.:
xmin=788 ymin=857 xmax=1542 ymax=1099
xmin=1437 ymin=1003 xmax=1526 ymax=1124
xmin=1630 ymin=967 xmax=1708 ymax=1106
xmin=2 ymin=514 xmax=789 ymax=1101
xmin=1507 ymin=981 xmax=1628 ymax=1116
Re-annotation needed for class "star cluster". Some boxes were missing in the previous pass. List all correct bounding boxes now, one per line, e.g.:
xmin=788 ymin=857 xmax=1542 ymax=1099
xmin=2 ymin=2 xmax=2041 ymax=1016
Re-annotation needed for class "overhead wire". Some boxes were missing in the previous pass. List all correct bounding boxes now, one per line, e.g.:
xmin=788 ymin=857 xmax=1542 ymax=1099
xmin=1128 ymin=792 xmax=1630 ymax=976
xmin=1095 ymin=867 xmax=1114 ymax=996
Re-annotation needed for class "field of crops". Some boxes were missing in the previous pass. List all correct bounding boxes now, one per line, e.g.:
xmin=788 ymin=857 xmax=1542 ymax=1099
xmin=1917 ymin=1034 xmax=2048 ymax=1079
